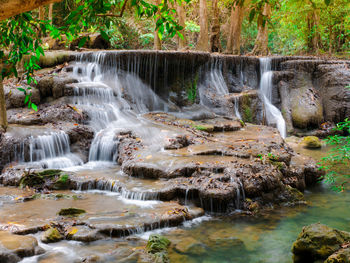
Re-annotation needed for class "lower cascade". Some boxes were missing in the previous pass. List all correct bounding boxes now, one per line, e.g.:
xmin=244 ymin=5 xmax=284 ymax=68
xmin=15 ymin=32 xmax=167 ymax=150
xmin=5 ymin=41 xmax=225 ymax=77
xmin=0 ymin=51 xmax=349 ymax=263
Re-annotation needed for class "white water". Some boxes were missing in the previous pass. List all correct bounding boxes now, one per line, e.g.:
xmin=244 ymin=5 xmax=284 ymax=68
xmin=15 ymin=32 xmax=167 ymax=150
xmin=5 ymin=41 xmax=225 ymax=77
xmin=71 ymin=52 xmax=171 ymax=163
xmin=28 ymin=131 xmax=83 ymax=169
xmin=259 ymin=58 xmax=286 ymax=138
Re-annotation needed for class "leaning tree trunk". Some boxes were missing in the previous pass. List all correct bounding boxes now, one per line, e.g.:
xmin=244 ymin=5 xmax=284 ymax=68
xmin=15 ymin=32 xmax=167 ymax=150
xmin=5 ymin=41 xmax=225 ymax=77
xmin=210 ymin=0 xmax=221 ymax=52
xmin=153 ymin=0 xmax=162 ymax=50
xmin=226 ymin=2 xmax=244 ymax=54
xmin=196 ymin=0 xmax=209 ymax=51
xmin=48 ymin=3 xmax=53 ymax=24
xmin=0 ymin=0 xmax=61 ymax=21
xmin=250 ymin=3 xmax=271 ymax=56
xmin=0 ymin=64 xmax=8 ymax=132
xmin=176 ymin=0 xmax=188 ymax=50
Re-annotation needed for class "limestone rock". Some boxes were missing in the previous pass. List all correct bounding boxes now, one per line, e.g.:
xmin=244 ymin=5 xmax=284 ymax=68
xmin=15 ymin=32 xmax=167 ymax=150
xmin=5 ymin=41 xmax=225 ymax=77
xmin=292 ymin=223 xmax=350 ymax=263
xmin=0 ymin=231 xmax=43 ymax=263
xmin=41 ymin=228 xmax=63 ymax=243
xmin=291 ymin=86 xmax=323 ymax=129
xmin=325 ymin=247 xmax=350 ymax=263
xmin=173 ymin=237 xmax=206 ymax=255
xmin=301 ymin=136 xmax=322 ymax=149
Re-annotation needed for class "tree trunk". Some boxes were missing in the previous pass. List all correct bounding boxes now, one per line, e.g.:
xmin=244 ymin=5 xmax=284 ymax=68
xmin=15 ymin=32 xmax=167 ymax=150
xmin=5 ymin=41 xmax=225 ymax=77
xmin=250 ymin=2 xmax=270 ymax=56
xmin=153 ymin=0 xmax=162 ymax=50
xmin=226 ymin=3 xmax=244 ymax=54
xmin=196 ymin=0 xmax=209 ymax=51
xmin=307 ymin=7 xmax=320 ymax=53
xmin=0 ymin=65 xmax=8 ymax=132
xmin=39 ymin=6 xmax=45 ymax=20
xmin=210 ymin=0 xmax=221 ymax=52
xmin=0 ymin=0 xmax=61 ymax=21
xmin=176 ymin=1 xmax=187 ymax=50
xmin=48 ymin=3 xmax=53 ymax=24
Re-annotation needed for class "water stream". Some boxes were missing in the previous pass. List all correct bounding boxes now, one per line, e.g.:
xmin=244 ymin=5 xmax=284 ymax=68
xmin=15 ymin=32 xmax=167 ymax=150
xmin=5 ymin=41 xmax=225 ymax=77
xmin=259 ymin=58 xmax=286 ymax=138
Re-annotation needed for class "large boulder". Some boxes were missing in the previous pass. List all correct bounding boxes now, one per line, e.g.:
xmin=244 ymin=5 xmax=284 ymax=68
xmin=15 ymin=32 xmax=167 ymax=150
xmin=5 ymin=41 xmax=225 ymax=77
xmin=291 ymin=85 xmax=323 ymax=129
xmin=292 ymin=223 xmax=350 ymax=263
xmin=0 ymin=231 xmax=43 ymax=263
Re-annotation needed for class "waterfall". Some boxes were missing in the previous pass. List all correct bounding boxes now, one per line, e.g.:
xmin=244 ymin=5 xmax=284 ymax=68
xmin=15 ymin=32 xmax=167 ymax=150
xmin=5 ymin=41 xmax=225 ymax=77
xmin=259 ymin=58 xmax=286 ymax=138
xmin=233 ymin=96 xmax=242 ymax=120
xmin=29 ymin=131 xmax=83 ymax=169
xmin=71 ymin=52 xmax=169 ymax=163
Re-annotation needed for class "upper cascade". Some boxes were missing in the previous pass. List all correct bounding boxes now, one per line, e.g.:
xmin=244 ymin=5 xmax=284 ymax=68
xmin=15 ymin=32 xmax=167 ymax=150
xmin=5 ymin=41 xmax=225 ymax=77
xmin=259 ymin=57 xmax=286 ymax=138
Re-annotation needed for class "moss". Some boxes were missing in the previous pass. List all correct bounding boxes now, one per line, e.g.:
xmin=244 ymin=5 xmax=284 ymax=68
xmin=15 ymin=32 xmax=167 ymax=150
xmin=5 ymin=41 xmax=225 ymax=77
xmin=37 ymin=169 xmax=62 ymax=177
xmin=302 ymin=136 xmax=322 ymax=149
xmin=270 ymin=161 xmax=284 ymax=170
xmin=53 ymin=174 xmax=70 ymax=190
xmin=146 ymin=234 xmax=171 ymax=263
xmin=58 ymin=208 xmax=86 ymax=216
xmin=241 ymin=94 xmax=253 ymax=123
xmin=41 ymin=228 xmax=63 ymax=243
xmin=193 ymin=124 xmax=214 ymax=132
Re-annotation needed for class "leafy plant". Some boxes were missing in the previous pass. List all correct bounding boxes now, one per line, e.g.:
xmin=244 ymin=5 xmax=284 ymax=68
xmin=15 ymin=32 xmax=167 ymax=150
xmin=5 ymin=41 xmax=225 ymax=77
xmin=319 ymin=118 xmax=350 ymax=192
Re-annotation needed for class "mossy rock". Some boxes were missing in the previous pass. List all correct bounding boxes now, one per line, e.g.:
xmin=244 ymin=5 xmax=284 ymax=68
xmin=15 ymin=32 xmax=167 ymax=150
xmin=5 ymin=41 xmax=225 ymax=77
xmin=52 ymin=174 xmax=70 ymax=190
xmin=286 ymin=185 xmax=304 ymax=202
xmin=302 ymin=136 xmax=322 ymax=149
xmin=41 ymin=228 xmax=63 ymax=243
xmin=58 ymin=208 xmax=86 ymax=217
xmin=325 ymin=247 xmax=350 ymax=263
xmin=146 ymin=234 xmax=171 ymax=263
xmin=292 ymin=223 xmax=350 ymax=263
xmin=193 ymin=124 xmax=214 ymax=132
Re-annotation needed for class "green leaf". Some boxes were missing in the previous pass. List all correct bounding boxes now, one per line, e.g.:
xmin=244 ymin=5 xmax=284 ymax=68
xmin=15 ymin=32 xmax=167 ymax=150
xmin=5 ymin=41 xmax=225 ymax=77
xmin=324 ymin=0 xmax=331 ymax=5
xmin=31 ymin=103 xmax=38 ymax=111
xmin=100 ymin=30 xmax=109 ymax=41
xmin=24 ymin=95 xmax=29 ymax=104
xmin=78 ymin=37 xmax=88 ymax=48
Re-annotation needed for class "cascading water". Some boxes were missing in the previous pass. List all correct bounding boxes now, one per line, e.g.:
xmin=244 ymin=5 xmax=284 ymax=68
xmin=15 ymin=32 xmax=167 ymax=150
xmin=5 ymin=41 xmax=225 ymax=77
xmin=198 ymin=60 xmax=242 ymax=119
xmin=28 ymin=131 xmax=83 ymax=169
xmin=71 ymin=52 xmax=170 ymax=163
xmin=259 ymin=58 xmax=286 ymax=138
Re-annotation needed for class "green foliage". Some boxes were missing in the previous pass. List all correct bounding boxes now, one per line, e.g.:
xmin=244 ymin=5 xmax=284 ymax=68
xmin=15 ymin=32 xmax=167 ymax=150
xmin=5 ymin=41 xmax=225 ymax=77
xmin=319 ymin=118 xmax=350 ymax=191
xmin=185 ymin=20 xmax=200 ymax=33
xmin=187 ymin=73 xmax=198 ymax=103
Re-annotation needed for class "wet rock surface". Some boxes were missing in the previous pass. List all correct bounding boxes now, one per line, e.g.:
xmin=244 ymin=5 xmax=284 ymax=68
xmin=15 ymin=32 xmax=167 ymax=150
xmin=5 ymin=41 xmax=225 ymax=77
xmin=292 ymin=223 xmax=350 ymax=263
xmin=0 ymin=231 xmax=43 ymax=263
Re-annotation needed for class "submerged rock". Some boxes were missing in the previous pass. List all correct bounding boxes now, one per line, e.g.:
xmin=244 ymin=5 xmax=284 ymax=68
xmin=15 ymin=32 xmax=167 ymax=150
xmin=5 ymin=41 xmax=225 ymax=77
xmin=146 ymin=234 xmax=171 ymax=263
xmin=0 ymin=231 xmax=43 ymax=263
xmin=58 ymin=208 xmax=86 ymax=217
xmin=292 ymin=223 xmax=350 ymax=263
xmin=301 ymin=136 xmax=322 ymax=149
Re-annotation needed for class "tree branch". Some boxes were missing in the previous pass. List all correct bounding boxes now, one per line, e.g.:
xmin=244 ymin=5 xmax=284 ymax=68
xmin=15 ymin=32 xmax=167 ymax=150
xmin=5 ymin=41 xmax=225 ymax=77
xmin=96 ymin=0 xmax=129 ymax=18
xmin=0 ymin=0 xmax=62 ymax=21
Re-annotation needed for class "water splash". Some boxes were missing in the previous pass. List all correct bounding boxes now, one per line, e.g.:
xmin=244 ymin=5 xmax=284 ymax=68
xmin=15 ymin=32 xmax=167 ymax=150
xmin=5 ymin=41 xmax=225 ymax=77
xmin=28 ymin=131 xmax=83 ymax=169
xmin=259 ymin=58 xmax=286 ymax=138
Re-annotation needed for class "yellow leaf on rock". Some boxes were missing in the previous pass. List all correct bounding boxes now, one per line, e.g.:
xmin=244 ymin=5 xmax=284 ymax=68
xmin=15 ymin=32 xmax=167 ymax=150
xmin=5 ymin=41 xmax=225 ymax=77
xmin=68 ymin=227 xmax=78 ymax=235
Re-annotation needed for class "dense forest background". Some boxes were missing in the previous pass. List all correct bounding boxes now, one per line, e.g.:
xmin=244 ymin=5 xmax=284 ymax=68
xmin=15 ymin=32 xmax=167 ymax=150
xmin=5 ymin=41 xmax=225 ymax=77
xmin=36 ymin=0 xmax=350 ymax=56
